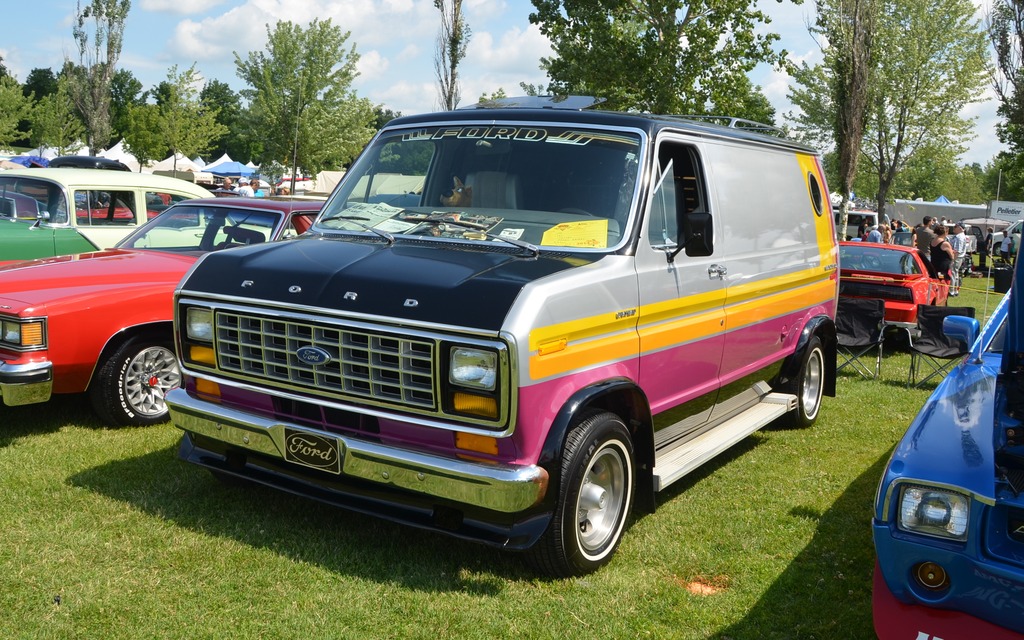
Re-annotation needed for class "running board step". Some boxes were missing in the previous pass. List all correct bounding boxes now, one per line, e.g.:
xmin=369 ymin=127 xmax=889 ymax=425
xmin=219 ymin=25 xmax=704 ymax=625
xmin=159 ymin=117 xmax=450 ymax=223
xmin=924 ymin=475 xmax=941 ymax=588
xmin=652 ymin=393 xmax=796 ymax=491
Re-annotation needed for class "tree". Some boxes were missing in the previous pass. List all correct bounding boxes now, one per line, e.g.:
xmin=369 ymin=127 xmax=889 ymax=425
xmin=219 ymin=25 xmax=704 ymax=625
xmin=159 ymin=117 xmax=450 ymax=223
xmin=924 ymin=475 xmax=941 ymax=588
xmin=806 ymin=0 xmax=877 ymax=240
xmin=0 ymin=75 xmax=33 ymax=149
xmin=529 ymin=0 xmax=788 ymax=114
xmin=31 ymin=75 xmax=85 ymax=156
xmin=23 ymin=68 xmax=59 ymax=100
xmin=122 ymin=103 xmax=163 ymax=169
xmin=156 ymin=65 xmax=228 ymax=169
xmin=235 ymin=19 xmax=376 ymax=181
xmin=989 ymin=0 xmax=1024 ymax=199
xmin=199 ymin=79 xmax=245 ymax=161
xmin=434 ymin=0 xmax=471 ymax=110
xmin=67 ymin=0 xmax=131 ymax=153
xmin=110 ymin=68 xmax=144 ymax=141
xmin=789 ymin=0 xmax=990 ymax=218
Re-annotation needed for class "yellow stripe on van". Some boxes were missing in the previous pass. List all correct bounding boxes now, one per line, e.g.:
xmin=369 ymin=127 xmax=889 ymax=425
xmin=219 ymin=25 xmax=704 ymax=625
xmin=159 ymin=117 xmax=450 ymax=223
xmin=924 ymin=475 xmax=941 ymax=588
xmin=527 ymin=267 xmax=834 ymax=381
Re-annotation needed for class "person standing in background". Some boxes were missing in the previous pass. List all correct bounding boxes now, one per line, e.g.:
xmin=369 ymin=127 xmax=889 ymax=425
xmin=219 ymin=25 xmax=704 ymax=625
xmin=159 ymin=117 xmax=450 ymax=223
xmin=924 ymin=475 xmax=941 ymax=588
xmin=949 ymin=224 xmax=968 ymax=296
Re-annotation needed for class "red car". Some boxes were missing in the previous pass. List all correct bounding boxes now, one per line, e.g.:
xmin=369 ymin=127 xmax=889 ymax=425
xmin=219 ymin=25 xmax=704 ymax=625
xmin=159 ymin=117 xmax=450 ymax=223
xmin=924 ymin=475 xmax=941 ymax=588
xmin=839 ymin=241 xmax=949 ymax=328
xmin=0 ymin=197 xmax=321 ymax=426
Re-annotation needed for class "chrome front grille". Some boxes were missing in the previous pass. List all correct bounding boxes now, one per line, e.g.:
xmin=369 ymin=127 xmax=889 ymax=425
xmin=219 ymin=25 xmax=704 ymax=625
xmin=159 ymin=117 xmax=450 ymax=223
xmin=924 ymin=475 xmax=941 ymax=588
xmin=214 ymin=311 xmax=436 ymax=409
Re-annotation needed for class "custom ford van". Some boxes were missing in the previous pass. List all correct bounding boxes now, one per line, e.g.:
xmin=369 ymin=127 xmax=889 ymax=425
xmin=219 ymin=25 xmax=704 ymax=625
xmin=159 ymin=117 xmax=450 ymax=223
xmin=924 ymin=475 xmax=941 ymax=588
xmin=167 ymin=101 xmax=839 ymax=576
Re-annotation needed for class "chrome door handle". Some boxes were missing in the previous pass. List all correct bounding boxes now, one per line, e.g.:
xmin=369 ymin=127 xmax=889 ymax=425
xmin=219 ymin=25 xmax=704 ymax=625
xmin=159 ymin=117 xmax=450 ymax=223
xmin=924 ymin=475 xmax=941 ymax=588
xmin=708 ymin=264 xmax=727 ymax=279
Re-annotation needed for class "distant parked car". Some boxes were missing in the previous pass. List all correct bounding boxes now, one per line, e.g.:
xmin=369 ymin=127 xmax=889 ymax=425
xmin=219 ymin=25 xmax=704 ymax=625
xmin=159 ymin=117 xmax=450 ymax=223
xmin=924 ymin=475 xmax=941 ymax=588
xmin=0 ymin=197 xmax=322 ymax=426
xmin=839 ymin=240 xmax=948 ymax=329
xmin=48 ymin=155 xmax=131 ymax=171
xmin=0 ymin=168 xmax=210 ymax=261
xmin=871 ymin=254 xmax=1024 ymax=638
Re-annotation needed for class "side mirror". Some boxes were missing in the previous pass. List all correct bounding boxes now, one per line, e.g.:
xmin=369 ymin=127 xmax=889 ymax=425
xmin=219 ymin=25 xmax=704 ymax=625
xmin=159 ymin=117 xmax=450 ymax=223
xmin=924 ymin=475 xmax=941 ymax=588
xmin=943 ymin=315 xmax=980 ymax=349
xmin=671 ymin=211 xmax=712 ymax=259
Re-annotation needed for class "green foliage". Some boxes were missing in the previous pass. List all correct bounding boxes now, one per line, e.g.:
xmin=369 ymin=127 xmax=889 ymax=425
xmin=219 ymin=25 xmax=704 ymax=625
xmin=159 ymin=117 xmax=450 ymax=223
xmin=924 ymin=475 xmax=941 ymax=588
xmin=22 ymin=68 xmax=58 ymax=100
xmin=122 ymin=103 xmax=163 ymax=169
xmin=0 ymin=75 xmax=33 ymax=148
xmin=529 ymin=0 xmax=788 ymax=116
xmin=199 ymin=79 xmax=245 ymax=161
xmin=31 ymin=75 xmax=86 ymax=156
xmin=989 ymin=0 xmax=1024 ymax=201
xmin=235 ymin=19 xmax=375 ymax=173
xmin=109 ymin=68 xmax=144 ymax=141
xmin=156 ymin=64 xmax=228 ymax=162
xmin=790 ymin=0 xmax=991 ymax=216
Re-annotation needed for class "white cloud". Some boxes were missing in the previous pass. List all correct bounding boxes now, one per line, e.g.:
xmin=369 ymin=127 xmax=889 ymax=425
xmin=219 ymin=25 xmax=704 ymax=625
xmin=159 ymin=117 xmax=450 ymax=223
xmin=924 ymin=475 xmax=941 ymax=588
xmin=465 ymin=24 xmax=551 ymax=75
xmin=140 ymin=0 xmax=227 ymax=14
xmin=356 ymin=50 xmax=390 ymax=80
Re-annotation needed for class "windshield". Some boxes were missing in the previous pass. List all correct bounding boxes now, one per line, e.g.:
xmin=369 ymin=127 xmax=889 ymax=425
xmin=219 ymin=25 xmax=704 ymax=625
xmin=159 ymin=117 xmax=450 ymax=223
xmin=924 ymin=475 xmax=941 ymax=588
xmin=0 ymin=176 xmax=69 ymax=223
xmin=315 ymin=124 xmax=643 ymax=251
xmin=116 ymin=204 xmax=284 ymax=253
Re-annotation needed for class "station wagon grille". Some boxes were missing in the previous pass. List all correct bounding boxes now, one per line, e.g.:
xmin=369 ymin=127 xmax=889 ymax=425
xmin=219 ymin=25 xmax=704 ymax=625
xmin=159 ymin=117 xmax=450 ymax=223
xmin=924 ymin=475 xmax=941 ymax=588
xmin=840 ymin=281 xmax=914 ymax=302
xmin=214 ymin=311 xmax=436 ymax=410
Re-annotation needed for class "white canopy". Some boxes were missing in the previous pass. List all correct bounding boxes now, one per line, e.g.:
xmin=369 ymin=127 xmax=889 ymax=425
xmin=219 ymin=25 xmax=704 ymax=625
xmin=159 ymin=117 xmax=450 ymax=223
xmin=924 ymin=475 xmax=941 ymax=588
xmin=150 ymin=152 xmax=204 ymax=173
xmin=207 ymin=153 xmax=233 ymax=167
xmin=99 ymin=139 xmax=142 ymax=172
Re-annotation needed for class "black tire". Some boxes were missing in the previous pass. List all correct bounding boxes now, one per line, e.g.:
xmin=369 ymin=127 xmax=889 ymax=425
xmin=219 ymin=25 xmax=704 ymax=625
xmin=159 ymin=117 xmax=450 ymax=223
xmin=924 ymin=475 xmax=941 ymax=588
xmin=780 ymin=335 xmax=825 ymax=428
xmin=89 ymin=339 xmax=180 ymax=426
xmin=525 ymin=411 xmax=634 ymax=577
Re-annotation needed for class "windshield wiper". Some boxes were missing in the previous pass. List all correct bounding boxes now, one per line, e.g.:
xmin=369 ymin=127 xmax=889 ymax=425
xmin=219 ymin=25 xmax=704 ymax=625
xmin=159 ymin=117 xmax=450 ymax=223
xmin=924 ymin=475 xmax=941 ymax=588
xmin=399 ymin=213 xmax=539 ymax=257
xmin=330 ymin=215 xmax=395 ymax=245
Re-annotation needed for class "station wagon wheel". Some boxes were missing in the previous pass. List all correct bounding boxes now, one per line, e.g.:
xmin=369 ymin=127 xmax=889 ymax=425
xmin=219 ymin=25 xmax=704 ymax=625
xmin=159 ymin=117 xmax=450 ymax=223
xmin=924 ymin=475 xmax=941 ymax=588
xmin=89 ymin=338 xmax=180 ymax=427
xmin=525 ymin=411 xmax=634 ymax=577
xmin=780 ymin=335 xmax=825 ymax=428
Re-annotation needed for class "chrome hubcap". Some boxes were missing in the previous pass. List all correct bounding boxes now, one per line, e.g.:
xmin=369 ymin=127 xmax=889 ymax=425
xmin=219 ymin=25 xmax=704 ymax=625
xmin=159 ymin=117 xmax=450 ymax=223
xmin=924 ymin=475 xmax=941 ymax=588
xmin=576 ymin=445 xmax=626 ymax=553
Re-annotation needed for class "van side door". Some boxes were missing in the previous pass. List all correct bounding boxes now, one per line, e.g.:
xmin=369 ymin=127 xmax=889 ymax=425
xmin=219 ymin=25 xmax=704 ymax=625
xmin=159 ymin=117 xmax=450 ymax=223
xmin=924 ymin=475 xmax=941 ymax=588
xmin=635 ymin=137 xmax=725 ymax=437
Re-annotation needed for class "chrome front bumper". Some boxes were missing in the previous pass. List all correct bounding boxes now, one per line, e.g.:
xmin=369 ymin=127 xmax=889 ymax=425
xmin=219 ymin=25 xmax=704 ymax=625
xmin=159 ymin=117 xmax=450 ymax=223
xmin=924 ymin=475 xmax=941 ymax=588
xmin=165 ymin=388 xmax=548 ymax=513
xmin=0 ymin=360 xmax=52 ymax=406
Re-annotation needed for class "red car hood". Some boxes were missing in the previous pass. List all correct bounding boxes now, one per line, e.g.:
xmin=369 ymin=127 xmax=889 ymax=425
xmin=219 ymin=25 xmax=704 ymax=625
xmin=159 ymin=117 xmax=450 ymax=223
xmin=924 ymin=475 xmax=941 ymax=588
xmin=0 ymin=249 xmax=198 ymax=310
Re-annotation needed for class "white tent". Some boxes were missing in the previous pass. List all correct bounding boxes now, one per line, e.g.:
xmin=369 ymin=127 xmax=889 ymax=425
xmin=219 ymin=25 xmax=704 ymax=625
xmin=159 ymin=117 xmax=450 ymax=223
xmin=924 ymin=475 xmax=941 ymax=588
xmin=150 ymin=152 xmax=204 ymax=173
xmin=192 ymin=156 xmax=206 ymax=168
xmin=206 ymin=153 xmax=233 ymax=168
xmin=99 ymin=139 xmax=141 ymax=172
xmin=245 ymin=160 xmax=259 ymax=169
xmin=312 ymin=170 xmax=346 ymax=193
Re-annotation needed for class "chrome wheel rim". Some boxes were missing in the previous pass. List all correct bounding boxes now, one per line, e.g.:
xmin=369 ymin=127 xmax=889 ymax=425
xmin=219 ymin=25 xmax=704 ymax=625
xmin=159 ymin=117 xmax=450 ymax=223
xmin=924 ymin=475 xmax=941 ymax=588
xmin=124 ymin=346 xmax=180 ymax=417
xmin=800 ymin=348 xmax=824 ymax=420
xmin=576 ymin=442 xmax=628 ymax=556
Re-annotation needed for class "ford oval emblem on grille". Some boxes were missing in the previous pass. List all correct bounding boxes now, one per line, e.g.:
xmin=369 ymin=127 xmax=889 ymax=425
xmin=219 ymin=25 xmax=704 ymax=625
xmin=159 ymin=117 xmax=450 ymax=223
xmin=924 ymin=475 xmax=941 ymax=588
xmin=296 ymin=346 xmax=332 ymax=365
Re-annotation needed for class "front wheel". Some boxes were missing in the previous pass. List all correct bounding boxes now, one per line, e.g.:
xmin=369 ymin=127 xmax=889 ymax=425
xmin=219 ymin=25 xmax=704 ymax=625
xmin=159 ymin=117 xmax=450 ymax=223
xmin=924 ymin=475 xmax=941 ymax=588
xmin=90 ymin=339 xmax=180 ymax=426
xmin=525 ymin=411 xmax=634 ymax=577
xmin=780 ymin=335 xmax=825 ymax=428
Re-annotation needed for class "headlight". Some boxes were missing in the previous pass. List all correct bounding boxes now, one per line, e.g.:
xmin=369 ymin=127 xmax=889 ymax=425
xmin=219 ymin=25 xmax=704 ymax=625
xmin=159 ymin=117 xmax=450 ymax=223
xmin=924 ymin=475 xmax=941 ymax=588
xmin=449 ymin=347 xmax=497 ymax=391
xmin=186 ymin=308 xmax=214 ymax=342
xmin=1 ymin=318 xmax=45 ymax=349
xmin=898 ymin=485 xmax=969 ymax=541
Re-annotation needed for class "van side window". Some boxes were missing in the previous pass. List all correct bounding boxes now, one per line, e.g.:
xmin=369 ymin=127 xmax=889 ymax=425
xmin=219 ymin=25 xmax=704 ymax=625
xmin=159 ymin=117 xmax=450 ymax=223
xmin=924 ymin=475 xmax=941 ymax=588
xmin=648 ymin=144 xmax=708 ymax=248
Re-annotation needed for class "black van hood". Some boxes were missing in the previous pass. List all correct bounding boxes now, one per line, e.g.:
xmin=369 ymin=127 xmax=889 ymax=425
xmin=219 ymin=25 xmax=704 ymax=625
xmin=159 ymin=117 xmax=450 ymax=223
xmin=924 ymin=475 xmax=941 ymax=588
xmin=181 ymin=236 xmax=598 ymax=330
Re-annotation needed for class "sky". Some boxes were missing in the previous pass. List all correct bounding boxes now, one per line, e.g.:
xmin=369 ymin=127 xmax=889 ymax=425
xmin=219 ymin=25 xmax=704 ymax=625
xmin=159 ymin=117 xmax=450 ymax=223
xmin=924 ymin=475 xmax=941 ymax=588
xmin=0 ymin=0 xmax=1004 ymax=166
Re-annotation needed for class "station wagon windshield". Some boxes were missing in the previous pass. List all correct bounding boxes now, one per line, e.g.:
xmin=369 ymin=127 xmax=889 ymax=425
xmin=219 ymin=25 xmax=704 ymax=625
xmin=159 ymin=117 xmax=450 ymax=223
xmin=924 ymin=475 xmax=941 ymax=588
xmin=316 ymin=125 xmax=643 ymax=251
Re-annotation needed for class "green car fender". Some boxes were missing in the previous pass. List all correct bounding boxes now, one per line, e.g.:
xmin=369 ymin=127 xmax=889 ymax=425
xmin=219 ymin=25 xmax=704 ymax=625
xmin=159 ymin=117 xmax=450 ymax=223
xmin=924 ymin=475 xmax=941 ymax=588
xmin=0 ymin=219 xmax=99 ymax=260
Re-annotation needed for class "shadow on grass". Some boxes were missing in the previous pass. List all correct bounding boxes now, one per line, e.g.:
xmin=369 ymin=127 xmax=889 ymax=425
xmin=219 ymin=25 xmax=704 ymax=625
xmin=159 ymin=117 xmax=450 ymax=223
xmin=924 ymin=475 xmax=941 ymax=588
xmin=0 ymin=393 xmax=106 ymax=447
xmin=68 ymin=442 xmax=529 ymax=593
xmin=713 ymin=448 xmax=892 ymax=639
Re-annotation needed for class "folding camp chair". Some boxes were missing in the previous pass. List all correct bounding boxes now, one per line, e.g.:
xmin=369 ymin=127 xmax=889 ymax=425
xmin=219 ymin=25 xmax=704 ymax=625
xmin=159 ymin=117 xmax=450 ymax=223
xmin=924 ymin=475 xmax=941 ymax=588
xmin=907 ymin=305 xmax=976 ymax=388
xmin=836 ymin=297 xmax=886 ymax=379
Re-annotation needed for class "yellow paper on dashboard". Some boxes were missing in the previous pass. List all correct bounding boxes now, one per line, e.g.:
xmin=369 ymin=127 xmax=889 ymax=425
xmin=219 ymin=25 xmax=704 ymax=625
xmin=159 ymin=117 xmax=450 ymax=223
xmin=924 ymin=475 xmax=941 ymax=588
xmin=541 ymin=219 xmax=608 ymax=248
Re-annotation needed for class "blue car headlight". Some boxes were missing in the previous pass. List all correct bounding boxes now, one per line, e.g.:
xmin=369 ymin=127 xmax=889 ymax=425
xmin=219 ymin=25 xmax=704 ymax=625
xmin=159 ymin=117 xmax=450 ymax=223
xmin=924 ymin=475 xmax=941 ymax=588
xmin=898 ymin=485 xmax=970 ymax=541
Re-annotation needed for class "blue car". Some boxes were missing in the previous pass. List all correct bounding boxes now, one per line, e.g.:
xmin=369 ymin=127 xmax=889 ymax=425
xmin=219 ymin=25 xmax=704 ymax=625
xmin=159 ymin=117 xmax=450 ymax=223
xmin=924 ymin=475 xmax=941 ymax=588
xmin=872 ymin=264 xmax=1024 ymax=638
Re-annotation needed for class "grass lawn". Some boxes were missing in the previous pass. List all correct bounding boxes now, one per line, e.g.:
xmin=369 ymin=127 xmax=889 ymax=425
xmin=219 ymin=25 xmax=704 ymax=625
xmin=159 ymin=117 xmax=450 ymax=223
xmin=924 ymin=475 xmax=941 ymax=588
xmin=0 ymin=274 xmax=1006 ymax=639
